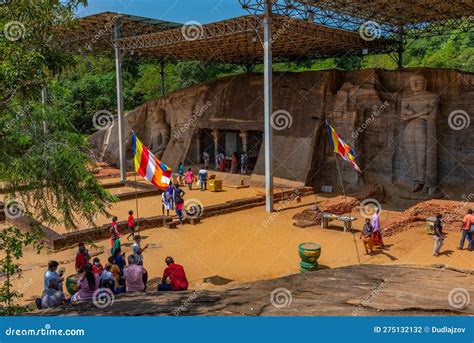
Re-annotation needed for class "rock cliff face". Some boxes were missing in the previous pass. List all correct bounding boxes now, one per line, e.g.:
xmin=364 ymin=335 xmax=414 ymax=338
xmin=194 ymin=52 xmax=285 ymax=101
xmin=33 ymin=264 xmax=474 ymax=316
xmin=89 ymin=68 xmax=474 ymax=200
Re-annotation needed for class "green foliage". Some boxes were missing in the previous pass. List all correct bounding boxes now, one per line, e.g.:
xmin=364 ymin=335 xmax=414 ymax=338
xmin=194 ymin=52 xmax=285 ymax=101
xmin=0 ymin=0 xmax=116 ymax=230
xmin=0 ymin=0 xmax=87 ymax=106
xmin=0 ymin=227 xmax=41 ymax=316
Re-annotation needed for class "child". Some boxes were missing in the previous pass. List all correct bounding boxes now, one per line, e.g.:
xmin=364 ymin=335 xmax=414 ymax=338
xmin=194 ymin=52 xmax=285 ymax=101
xmin=99 ymin=263 xmax=115 ymax=289
xmin=360 ymin=218 xmax=374 ymax=255
xmin=92 ymin=257 xmax=103 ymax=275
xmin=185 ymin=168 xmax=197 ymax=190
xmin=178 ymin=162 xmax=184 ymax=185
xmin=127 ymin=210 xmax=135 ymax=241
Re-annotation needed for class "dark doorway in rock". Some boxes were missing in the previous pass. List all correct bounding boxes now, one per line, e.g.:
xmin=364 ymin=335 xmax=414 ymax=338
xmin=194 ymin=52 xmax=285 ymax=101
xmin=198 ymin=128 xmax=262 ymax=174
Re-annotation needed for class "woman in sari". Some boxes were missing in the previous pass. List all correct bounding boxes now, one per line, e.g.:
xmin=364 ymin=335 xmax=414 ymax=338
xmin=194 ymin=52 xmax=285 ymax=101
xmin=371 ymin=208 xmax=385 ymax=248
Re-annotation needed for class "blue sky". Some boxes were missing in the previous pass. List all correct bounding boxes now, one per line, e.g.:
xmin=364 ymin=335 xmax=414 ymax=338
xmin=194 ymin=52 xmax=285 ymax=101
xmin=77 ymin=0 xmax=247 ymax=24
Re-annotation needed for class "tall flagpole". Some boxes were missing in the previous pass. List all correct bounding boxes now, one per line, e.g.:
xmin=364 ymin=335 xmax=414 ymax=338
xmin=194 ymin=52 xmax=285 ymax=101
xmin=134 ymin=170 xmax=140 ymax=234
xmin=329 ymin=121 xmax=361 ymax=266
xmin=132 ymin=131 xmax=140 ymax=234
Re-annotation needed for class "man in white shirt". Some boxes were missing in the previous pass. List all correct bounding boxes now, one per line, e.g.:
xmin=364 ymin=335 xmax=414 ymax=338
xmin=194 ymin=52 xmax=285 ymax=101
xmin=198 ymin=166 xmax=208 ymax=191
xmin=132 ymin=235 xmax=148 ymax=266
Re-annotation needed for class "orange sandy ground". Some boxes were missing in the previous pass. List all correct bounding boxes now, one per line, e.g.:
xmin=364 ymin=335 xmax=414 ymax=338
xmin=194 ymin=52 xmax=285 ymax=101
xmin=1 ymin=181 xmax=267 ymax=233
xmin=2 ymin=191 xmax=474 ymax=307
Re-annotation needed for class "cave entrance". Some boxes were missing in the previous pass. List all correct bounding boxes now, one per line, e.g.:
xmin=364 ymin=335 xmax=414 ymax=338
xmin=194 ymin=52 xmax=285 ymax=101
xmin=199 ymin=129 xmax=262 ymax=174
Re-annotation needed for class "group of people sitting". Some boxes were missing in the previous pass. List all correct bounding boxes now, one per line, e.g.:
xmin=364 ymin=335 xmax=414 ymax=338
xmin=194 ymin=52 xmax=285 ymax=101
xmin=37 ymin=239 xmax=188 ymax=310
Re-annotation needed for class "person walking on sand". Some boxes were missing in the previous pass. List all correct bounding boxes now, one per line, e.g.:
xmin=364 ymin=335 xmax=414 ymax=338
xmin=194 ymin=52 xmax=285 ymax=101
xmin=216 ymin=152 xmax=225 ymax=172
xmin=198 ymin=166 xmax=208 ymax=191
xmin=166 ymin=181 xmax=175 ymax=210
xmin=110 ymin=216 xmax=121 ymax=256
xmin=371 ymin=208 xmax=385 ymax=248
xmin=202 ymin=151 xmax=210 ymax=170
xmin=127 ymin=210 xmax=136 ymax=241
xmin=174 ymin=184 xmax=186 ymax=225
xmin=178 ymin=162 xmax=185 ymax=185
xmin=185 ymin=168 xmax=197 ymax=190
xmin=231 ymin=152 xmax=239 ymax=174
xmin=433 ymin=214 xmax=446 ymax=257
xmin=458 ymin=209 xmax=474 ymax=251
xmin=360 ymin=218 xmax=374 ymax=255
xmin=240 ymin=151 xmax=248 ymax=175
xmin=162 ymin=189 xmax=172 ymax=216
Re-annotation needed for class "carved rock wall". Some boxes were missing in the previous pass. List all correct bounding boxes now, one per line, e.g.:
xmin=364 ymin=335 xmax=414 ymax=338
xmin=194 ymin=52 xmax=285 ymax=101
xmin=89 ymin=68 xmax=474 ymax=199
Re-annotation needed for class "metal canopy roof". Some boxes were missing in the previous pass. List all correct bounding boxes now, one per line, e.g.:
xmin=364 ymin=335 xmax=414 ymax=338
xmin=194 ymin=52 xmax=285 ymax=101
xmin=116 ymin=14 xmax=398 ymax=63
xmin=57 ymin=11 xmax=182 ymax=51
xmin=240 ymin=0 xmax=474 ymax=37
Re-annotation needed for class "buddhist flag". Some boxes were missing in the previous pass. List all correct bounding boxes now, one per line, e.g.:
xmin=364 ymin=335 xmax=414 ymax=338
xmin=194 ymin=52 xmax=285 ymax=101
xmin=326 ymin=120 xmax=361 ymax=173
xmin=132 ymin=132 xmax=172 ymax=190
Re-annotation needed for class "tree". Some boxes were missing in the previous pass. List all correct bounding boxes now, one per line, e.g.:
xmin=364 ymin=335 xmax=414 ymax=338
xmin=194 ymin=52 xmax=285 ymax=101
xmin=0 ymin=227 xmax=41 ymax=315
xmin=0 ymin=0 xmax=116 ymax=230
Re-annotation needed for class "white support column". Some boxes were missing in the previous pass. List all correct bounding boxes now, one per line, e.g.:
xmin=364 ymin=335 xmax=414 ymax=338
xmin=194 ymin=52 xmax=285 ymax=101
xmin=212 ymin=129 xmax=220 ymax=164
xmin=160 ymin=60 xmax=165 ymax=96
xmin=114 ymin=19 xmax=127 ymax=182
xmin=263 ymin=0 xmax=274 ymax=212
xmin=239 ymin=130 xmax=249 ymax=153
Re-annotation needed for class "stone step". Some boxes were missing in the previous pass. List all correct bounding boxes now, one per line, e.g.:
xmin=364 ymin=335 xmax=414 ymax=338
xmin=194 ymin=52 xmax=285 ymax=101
xmin=164 ymin=221 xmax=179 ymax=229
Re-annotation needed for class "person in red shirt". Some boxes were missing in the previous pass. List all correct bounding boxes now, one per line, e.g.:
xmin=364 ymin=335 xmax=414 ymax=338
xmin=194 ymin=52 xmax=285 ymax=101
xmin=157 ymin=256 xmax=188 ymax=291
xmin=92 ymin=257 xmax=104 ymax=275
xmin=458 ymin=209 xmax=474 ymax=251
xmin=127 ymin=210 xmax=136 ymax=241
xmin=75 ymin=242 xmax=90 ymax=273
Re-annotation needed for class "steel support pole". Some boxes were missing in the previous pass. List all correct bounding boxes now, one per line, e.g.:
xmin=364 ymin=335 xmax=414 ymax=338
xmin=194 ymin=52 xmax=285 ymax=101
xmin=263 ymin=0 xmax=274 ymax=213
xmin=114 ymin=19 xmax=127 ymax=182
xmin=160 ymin=60 xmax=165 ymax=96
xmin=398 ymin=25 xmax=404 ymax=69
